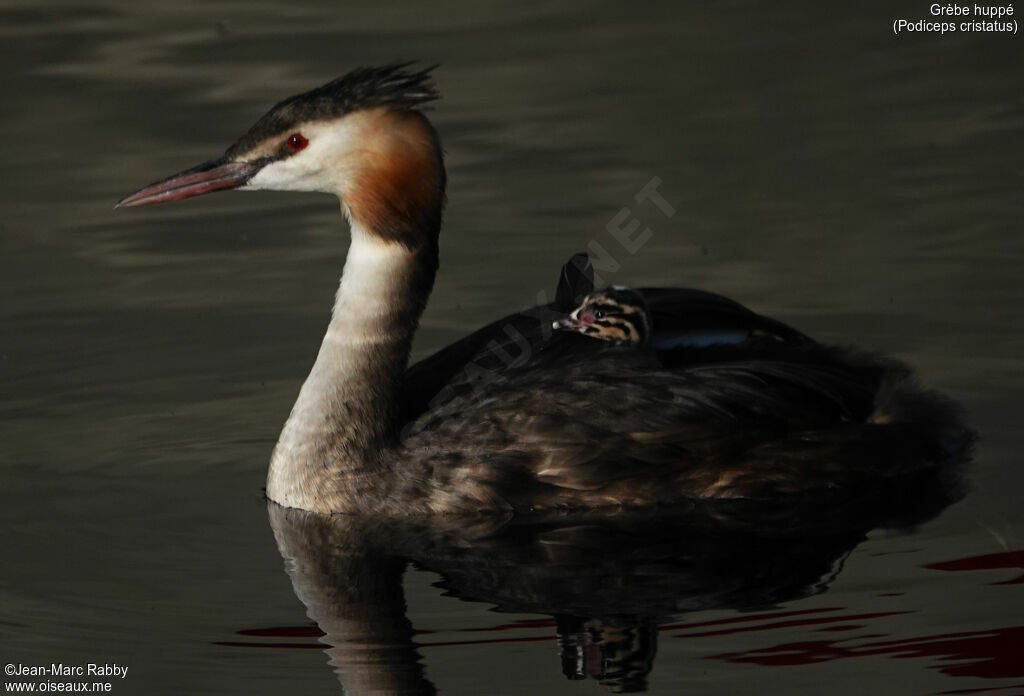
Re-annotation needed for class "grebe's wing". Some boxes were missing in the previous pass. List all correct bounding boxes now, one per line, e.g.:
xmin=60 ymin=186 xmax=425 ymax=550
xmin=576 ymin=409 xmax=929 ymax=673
xmin=642 ymin=287 xmax=809 ymax=349
xmin=402 ymin=354 xmax=971 ymax=512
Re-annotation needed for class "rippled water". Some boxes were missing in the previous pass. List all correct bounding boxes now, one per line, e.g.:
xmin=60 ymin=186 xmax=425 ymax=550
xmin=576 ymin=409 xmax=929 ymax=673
xmin=2 ymin=1 xmax=1022 ymax=694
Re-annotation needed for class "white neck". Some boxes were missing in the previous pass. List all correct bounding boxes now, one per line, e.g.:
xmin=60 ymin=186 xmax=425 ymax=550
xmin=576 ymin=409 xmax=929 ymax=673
xmin=266 ymin=223 xmax=432 ymax=513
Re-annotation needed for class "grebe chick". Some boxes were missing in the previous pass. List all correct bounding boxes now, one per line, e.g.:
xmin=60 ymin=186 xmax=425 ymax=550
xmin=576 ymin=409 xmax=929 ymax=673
xmin=553 ymin=287 xmax=651 ymax=346
xmin=117 ymin=64 xmax=972 ymax=515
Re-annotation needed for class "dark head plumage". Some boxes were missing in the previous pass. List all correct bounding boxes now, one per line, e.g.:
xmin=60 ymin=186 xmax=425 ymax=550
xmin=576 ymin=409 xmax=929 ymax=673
xmin=226 ymin=63 xmax=440 ymax=158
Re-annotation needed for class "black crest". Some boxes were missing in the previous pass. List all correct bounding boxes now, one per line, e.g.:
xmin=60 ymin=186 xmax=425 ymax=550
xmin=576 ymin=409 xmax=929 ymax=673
xmin=227 ymin=62 xmax=440 ymax=157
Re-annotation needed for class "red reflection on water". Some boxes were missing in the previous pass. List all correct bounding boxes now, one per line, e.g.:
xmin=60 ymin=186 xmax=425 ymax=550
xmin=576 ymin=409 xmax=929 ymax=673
xmin=939 ymin=684 xmax=1024 ymax=695
xmin=455 ymin=618 xmax=556 ymax=633
xmin=713 ymin=626 xmax=1024 ymax=679
xmin=220 ymin=609 xmax=894 ymax=650
xmin=218 ymin=617 xmax=560 ymax=649
xmin=657 ymin=607 xmax=841 ymax=633
xmin=215 ymin=640 xmax=323 ymax=649
xmin=237 ymin=625 xmax=323 ymax=637
xmin=676 ymin=611 xmax=908 ymax=639
xmin=925 ymin=550 xmax=1024 ymax=585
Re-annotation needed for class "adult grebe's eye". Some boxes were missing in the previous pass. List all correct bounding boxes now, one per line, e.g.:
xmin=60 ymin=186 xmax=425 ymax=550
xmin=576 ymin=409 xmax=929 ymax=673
xmin=287 ymin=133 xmax=308 ymax=151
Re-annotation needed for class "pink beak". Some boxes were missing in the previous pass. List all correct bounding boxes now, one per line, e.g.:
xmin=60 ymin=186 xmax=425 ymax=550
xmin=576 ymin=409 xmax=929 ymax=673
xmin=553 ymin=316 xmax=588 ymax=332
xmin=116 ymin=156 xmax=264 ymax=208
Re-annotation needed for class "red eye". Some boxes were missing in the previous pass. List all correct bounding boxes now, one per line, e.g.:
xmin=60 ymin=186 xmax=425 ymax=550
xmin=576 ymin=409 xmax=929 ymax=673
xmin=287 ymin=133 xmax=308 ymax=151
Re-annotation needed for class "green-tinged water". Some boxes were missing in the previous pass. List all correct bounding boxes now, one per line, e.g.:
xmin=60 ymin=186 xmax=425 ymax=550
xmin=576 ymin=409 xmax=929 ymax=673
xmin=2 ymin=1 xmax=1022 ymax=694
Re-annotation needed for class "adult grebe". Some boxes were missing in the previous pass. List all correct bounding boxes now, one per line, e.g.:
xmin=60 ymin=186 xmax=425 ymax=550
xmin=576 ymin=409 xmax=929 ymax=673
xmin=117 ymin=64 xmax=971 ymax=515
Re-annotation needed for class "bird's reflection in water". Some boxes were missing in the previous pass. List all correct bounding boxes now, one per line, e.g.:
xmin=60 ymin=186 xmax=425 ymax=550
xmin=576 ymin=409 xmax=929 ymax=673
xmin=267 ymin=467 xmax=967 ymax=694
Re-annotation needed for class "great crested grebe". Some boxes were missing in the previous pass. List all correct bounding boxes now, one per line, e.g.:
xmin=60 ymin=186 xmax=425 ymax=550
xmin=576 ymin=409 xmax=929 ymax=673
xmin=554 ymin=287 xmax=652 ymax=346
xmin=118 ymin=64 xmax=971 ymax=515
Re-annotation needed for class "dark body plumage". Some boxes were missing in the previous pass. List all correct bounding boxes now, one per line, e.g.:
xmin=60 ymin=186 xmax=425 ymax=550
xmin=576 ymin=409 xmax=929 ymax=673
xmin=393 ymin=253 xmax=971 ymax=515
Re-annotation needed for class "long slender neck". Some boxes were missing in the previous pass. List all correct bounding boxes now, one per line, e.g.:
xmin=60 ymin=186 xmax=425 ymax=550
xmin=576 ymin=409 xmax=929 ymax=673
xmin=266 ymin=222 xmax=438 ymax=513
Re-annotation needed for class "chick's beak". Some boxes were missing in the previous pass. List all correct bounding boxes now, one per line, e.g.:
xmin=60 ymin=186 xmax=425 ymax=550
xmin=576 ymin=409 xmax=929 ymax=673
xmin=552 ymin=316 xmax=585 ymax=332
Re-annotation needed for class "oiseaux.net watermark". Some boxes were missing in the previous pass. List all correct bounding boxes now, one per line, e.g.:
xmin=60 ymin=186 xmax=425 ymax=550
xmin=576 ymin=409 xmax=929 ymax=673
xmin=4 ymin=663 xmax=127 ymax=692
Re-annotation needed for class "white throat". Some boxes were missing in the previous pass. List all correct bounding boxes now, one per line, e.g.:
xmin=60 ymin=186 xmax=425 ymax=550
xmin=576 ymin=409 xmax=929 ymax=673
xmin=266 ymin=222 xmax=423 ymax=512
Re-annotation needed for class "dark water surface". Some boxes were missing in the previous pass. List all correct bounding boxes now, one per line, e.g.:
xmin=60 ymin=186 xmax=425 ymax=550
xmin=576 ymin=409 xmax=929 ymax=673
xmin=2 ymin=1 xmax=1022 ymax=694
